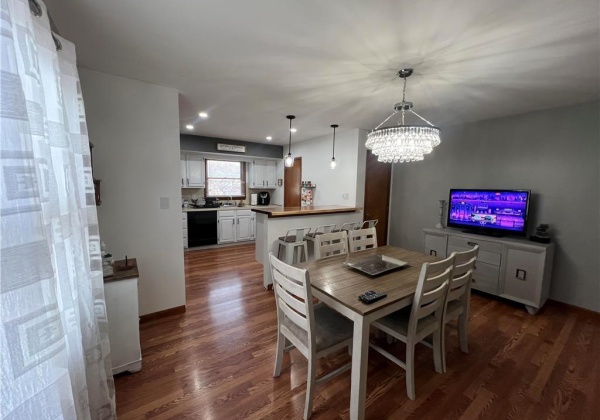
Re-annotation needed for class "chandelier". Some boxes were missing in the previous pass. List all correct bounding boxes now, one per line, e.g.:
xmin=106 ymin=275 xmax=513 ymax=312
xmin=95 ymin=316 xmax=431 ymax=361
xmin=365 ymin=68 xmax=441 ymax=163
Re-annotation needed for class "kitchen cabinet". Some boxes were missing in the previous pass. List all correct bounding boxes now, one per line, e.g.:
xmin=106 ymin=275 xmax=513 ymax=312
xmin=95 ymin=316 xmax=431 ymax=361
xmin=422 ymin=227 xmax=554 ymax=314
xmin=182 ymin=212 xmax=188 ymax=248
xmin=104 ymin=259 xmax=142 ymax=375
xmin=217 ymin=209 xmax=255 ymax=244
xmin=181 ymin=153 xmax=205 ymax=188
xmin=249 ymin=159 xmax=277 ymax=189
xmin=217 ymin=210 xmax=236 ymax=244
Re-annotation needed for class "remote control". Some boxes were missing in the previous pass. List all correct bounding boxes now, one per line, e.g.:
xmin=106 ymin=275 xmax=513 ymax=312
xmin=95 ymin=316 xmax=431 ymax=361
xmin=358 ymin=290 xmax=387 ymax=304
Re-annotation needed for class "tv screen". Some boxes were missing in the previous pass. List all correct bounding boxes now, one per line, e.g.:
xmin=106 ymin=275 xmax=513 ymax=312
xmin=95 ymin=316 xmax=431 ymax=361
xmin=447 ymin=189 xmax=530 ymax=236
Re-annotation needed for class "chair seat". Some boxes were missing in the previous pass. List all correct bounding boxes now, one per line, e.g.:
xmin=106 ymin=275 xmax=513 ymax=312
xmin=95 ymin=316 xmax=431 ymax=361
xmin=282 ymin=303 xmax=353 ymax=353
xmin=446 ymin=300 xmax=464 ymax=319
xmin=375 ymin=307 xmax=437 ymax=337
xmin=279 ymin=235 xmax=305 ymax=243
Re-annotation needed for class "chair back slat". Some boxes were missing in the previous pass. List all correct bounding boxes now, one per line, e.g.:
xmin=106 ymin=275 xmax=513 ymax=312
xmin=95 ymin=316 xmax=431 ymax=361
xmin=269 ymin=253 xmax=314 ymax=337
xmin=348 ymin=227 xmax=378 ymax=252
xmin=408 ymin=255 xmax=454 ymax=334
xmin=447 ymin=245 xmax=479 ymax=309
xmin=315 ymin=231 xmax=348 ymax=260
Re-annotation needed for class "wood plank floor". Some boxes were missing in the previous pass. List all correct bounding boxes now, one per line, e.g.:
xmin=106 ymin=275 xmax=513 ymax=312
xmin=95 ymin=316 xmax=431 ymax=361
xmin=114 ymin=243 xmax=600 ymax=419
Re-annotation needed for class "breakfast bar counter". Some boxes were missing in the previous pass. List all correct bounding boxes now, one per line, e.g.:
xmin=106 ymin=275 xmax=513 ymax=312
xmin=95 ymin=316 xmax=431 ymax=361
xmin=252 ymin=205 xmax=362 ymax=287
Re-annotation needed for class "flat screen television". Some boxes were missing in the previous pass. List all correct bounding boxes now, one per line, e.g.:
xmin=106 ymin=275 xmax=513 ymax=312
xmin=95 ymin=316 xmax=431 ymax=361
xmin=447 ymin=189 xmax=531 ymax=236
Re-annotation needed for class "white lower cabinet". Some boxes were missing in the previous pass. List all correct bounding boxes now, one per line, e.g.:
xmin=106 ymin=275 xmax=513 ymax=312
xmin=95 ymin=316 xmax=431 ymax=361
xmin=423 ymin=228 xmax=554 ymax=314
xmin=218 ymin=209 xmax=255 ymax=244
xmin=182 ymin=213 xmax=188 ymax=248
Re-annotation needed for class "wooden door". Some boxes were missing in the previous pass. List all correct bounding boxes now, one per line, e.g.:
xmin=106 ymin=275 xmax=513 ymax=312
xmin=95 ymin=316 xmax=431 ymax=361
xmin=364 ymin=150 xmax=391 ymax=246
xmin=284 ymin=157 xmax=302 ymax=207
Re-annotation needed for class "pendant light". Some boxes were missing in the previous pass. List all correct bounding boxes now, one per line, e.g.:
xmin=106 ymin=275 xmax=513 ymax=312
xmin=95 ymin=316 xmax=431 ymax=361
xmin=284 ymin=115 xmax=295 ymax=167
xmin=365 ymin=68 xmax=441 ymax=163
xmin=330 ymin=124 xmax=338 ymax=169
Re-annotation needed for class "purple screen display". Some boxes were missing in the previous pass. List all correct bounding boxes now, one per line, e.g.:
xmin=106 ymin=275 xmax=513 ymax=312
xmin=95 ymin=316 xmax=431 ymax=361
xmin=448 ymin=190 xmax=529 ymax=232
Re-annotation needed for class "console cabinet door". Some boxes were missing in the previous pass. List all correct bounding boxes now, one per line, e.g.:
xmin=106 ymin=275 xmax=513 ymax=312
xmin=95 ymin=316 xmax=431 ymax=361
xmin=502 ymin=248 xmax=543 ymax=307
xmin=424 ymin=234 xmax=447 ymax=257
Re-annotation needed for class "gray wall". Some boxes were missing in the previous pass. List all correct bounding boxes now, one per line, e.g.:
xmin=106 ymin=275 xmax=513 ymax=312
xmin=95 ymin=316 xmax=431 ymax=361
xmin=389 ymin=101 xmax=599 ymax=312
xmin=181 ymin=134 xmax=283 ymax=158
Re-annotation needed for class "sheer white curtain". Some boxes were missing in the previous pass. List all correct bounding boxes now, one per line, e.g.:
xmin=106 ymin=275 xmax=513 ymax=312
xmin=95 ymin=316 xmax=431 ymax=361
xmin=0 ymin=0 xmax=116 ymax=418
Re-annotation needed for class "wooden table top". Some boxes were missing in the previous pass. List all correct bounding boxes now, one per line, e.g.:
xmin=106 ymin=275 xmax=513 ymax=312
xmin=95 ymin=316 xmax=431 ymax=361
xmin=251 ymin=205 xmax=358 ymax=218
xmin=296 ymin=246 xmax=439 ymax=316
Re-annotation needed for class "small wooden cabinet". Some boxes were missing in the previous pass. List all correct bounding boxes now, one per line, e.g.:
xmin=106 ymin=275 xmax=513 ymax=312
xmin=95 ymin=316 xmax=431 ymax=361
xmin=217 ymin=209 xmax=255 ymax=244
xmin=423 ymin=228 xmax=554 ymax=314
xmin=249 ymin=159 xmax=277 ymax=189
xmin=181 ymin=153 xmax=205 ymax=188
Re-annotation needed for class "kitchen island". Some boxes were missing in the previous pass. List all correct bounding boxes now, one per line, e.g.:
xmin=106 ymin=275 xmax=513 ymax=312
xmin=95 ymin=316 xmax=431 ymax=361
xmin=252 ymin=205 xmax=361 ymax=288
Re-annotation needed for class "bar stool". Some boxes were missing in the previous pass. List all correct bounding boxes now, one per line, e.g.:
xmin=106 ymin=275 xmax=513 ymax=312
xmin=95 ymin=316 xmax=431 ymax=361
xmin=277 ymin=227 xmax=311 ymax=264
xmin=304 ymin=224 xmax=336 ymax=243
xmin=332 ymin=221 xmax=361 ymax=233
xmin=361 ymin=219 xmax=378 ymax=229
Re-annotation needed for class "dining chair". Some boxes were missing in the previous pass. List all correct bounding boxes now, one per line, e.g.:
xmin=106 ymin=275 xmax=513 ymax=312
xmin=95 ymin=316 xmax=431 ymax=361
xmin=277 ymin=227 xmax=311 ymax=264
xmin=314 ymin=231 xmax=348 ymax=260
xmin=348 ymin=227 xmax=378 ymax=252
xmin=440 ymin=245 xmax=479 ymax=372
xmin=269 ymin=253 xmax=353 ymax=419
xmin=369 ymin=254 xmax=454 ymax=400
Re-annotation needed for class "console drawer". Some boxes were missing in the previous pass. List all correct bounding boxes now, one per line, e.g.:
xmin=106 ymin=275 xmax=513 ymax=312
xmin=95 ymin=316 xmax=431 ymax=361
xmin=447 ymin=237 xmax=502 ymax=266
xmin=471 ymin=273 xmax=498 ymax=295
xmin=473 ymin=260 xmax=499 ymax=279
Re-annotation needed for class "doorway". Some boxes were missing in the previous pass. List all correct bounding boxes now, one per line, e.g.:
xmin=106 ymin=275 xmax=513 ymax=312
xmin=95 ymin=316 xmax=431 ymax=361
xmin=363 ymin=150 xmax=391 ymax=246
xmin=284 ymin=157 xmax=302 ymax=207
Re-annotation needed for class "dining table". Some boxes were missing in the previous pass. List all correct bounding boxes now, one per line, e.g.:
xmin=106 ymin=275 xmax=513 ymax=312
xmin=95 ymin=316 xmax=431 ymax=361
xmin=295 ymin=245 xmax=439 ymax=420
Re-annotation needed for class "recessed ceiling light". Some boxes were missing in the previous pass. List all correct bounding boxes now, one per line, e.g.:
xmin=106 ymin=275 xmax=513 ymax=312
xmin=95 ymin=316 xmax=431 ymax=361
xmin=186 ymin=125 xmax=194 ymax=130
xmin=266 ymin=136 xmax=272 ymax=141
xmin=290 ymin=128 xmax=297 ymax=133
xmin=199 ymin=112 xmax=208 ymax=118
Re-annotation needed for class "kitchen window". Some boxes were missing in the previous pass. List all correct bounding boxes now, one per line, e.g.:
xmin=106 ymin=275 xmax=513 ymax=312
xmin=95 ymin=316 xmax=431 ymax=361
xmin=205 ymin=159 xmax=246 ymax=199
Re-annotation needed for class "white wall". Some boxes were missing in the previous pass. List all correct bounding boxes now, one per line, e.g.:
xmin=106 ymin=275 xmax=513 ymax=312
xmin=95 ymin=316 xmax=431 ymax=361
xmin=388 ymin=101 xmax=600 ymax=312
xmin=292 ymin=129 xmax=364 ymax=206
xmin=79 ymin=69 xmax=186 ymax=316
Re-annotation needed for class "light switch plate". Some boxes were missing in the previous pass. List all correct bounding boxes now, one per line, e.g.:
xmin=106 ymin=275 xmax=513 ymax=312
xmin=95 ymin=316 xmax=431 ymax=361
xmin=160 ymin=197 xmax=170 ymax=209
xmin=342 ymin=193 xmax=349 ymax=200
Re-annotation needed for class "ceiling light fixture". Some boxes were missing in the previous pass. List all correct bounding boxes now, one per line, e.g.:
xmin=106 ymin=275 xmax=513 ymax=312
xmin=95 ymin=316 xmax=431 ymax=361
xmin=266 ymin=136 xmax=272 ymax=141
xmin=365 ymin=68 xmax=440 ymax=163
xmin=186 ymin=124 xmax=194 ymax=130
xmin=199 ymin=112 xmax=208 ymax=118
xmin=330 ymin=124 xmax=338 ymax=169
xmin=284 ymin=115 xmax=295 ymax=168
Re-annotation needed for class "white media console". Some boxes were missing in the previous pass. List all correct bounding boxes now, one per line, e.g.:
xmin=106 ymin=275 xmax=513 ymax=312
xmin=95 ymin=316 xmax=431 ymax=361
xmin=423 ymin=227 xmax=555 ymax=314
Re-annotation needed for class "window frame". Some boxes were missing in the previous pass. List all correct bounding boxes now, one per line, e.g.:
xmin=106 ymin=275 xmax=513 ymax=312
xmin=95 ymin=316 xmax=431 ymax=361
xmin=204 ymin=159 xmax=246 ymax=199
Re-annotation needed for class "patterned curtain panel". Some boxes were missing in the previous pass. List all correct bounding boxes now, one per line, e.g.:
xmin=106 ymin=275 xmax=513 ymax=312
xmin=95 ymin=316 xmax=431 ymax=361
xmin=0 ymin=0 xmax=116 ymax=419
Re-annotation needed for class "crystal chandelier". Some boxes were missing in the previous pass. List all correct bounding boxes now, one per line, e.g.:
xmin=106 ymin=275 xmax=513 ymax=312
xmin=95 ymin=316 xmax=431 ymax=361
xmin=365 ymin=68 xmax=441 ymax=163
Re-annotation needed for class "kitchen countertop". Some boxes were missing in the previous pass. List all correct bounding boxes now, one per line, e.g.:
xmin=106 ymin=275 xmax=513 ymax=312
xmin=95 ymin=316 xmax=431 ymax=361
xmin=251 ymin=205 xmax=358 ymax=218
xmin=182 ymin=205 xmax=259 ymax=212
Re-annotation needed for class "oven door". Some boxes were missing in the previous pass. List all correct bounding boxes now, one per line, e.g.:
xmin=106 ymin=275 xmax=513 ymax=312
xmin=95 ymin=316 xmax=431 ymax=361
xmin=187 ymin=211 xmax=218 ymax=247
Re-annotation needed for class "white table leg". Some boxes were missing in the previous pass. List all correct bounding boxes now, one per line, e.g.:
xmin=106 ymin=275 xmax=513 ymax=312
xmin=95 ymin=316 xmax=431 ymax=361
xmin=350 ymin=315 xmax=369 ymax=420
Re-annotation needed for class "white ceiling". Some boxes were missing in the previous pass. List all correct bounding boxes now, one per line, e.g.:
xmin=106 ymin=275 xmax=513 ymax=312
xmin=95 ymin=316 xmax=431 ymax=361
xmin=45 ymin=0 xmax=600 ymax=145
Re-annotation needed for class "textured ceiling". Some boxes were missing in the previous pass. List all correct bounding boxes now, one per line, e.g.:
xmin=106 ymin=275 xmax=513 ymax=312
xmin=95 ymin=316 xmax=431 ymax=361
xmin=45 ymin=0 xmax=600 ymax=145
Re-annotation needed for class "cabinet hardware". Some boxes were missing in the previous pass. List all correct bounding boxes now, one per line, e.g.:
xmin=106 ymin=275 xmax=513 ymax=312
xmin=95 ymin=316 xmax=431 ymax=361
xmin=516 ymin=269 xmax=527 ymax=280
xmin=467 ymin=241 xmax=478 ymax=246
xmin=430 ymin=250 xmax=437 ymax=256
xmin=181 ymin=178 xmax=184 ymax=186
xmin=186 ymin=178 xmax=189 ymax=186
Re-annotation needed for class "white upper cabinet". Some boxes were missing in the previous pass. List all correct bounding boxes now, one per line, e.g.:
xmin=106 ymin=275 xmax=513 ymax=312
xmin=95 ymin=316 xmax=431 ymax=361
xmin=250 ymin=159 xmax=277 ymax=189
xmin=181 ymin=153 xmax=205 ymax=188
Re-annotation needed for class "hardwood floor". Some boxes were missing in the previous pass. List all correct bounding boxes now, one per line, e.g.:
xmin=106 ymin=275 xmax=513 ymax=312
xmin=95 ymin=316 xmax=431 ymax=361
xmin=114 ymin=243 xmax=600 ymax=419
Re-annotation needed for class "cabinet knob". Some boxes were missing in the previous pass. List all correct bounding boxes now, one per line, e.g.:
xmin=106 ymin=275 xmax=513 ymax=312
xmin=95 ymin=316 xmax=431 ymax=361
xmin=430 ymin=250 xmax=437 ymax=256
xmin=467 ymin=241 xmax=478 ymax=247
xmin=516 ymin=269 xmax=527 ymax=281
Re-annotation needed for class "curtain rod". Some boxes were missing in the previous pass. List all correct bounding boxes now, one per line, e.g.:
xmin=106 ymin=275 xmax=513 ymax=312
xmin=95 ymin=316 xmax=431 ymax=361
xmin=29 ymin=0 xmax=62 ymax=51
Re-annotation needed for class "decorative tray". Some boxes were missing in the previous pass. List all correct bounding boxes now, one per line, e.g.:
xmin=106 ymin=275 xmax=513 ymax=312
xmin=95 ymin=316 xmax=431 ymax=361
xmin=343 ymin=254 xmax=408 ymax=276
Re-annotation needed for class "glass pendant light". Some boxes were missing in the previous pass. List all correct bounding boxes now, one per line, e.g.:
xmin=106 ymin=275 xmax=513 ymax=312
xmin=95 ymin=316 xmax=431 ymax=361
xmin=284 ymin=115 xmax=295 ymax=167
xmin=365 ymin=68 xmax=441 ymax=163
xmin=330 ymin=124 xmax=338 ymax=169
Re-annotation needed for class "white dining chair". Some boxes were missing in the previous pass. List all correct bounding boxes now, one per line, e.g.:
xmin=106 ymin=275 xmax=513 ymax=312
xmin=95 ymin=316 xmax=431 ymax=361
xmin=369 ymin=254 xmax=454 ymax=400
xmin=269 ymin=253 xmax=353 ymax=419
xmin=441 ymin=245 xmax=478 ymax=372
xmin=348 ymin=227 xmax=378 ymax=252
xmin=314 ymin=231 xmax=348 ymax=260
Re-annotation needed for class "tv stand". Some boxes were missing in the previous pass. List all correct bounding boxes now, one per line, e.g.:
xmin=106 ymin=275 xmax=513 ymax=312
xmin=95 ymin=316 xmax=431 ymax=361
xmin=423 ymin=227 xmax=555 ymax=314
xmin=460 ymin=229 xmax=504 ymax=238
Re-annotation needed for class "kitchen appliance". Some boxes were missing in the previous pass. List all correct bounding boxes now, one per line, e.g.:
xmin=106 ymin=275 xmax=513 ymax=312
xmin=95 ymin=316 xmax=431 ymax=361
xmin=187 ymin=211 xmax=218 ymax=246
xmin=250 ymin=193 xmax=258 ymax=206
xmin=258 ymin=191 xmax=270 ymax=206
xmin=202 ymin=197 xmax=219 ymax=208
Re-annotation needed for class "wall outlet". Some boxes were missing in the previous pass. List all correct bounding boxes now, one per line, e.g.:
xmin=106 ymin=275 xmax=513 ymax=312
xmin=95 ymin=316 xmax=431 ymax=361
xmin=342 ymin=193 xmax=349 ymax=200
xmin=160 ymin=197 xmax=170 ymax=209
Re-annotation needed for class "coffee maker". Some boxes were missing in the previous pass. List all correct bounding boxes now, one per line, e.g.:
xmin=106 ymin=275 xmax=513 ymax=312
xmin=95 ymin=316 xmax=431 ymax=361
xmin=257 ymin=191 xmax=270 ymax=205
